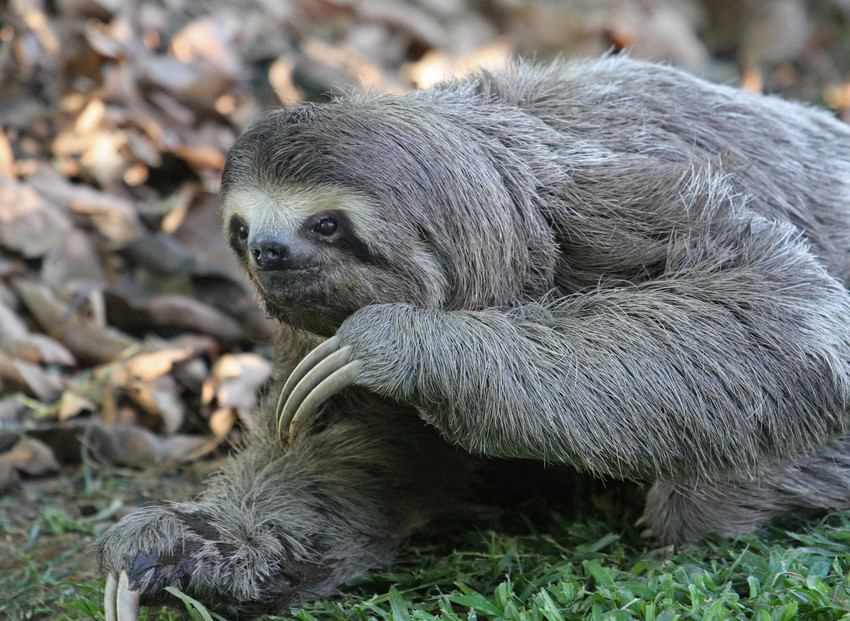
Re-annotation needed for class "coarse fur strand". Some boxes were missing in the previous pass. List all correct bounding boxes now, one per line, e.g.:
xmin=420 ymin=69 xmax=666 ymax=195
xmin=96 ymin=55 xmax=850 ymax=617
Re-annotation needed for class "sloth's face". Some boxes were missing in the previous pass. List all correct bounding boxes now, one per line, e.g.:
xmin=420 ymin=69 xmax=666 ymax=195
xmin=221 ymin=183 xmax=449 ymax=335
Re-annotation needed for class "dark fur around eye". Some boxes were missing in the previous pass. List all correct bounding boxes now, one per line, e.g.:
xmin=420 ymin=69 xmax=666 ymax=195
xmin=228 ymin=215 xmax=249 ymax=254
xmin=305 ymin=210 xmax=390 ymax=267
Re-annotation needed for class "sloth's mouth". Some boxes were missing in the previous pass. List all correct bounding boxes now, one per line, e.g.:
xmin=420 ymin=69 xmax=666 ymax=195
xmin=254 ymin=265 xmax=322 ymax=277
xmin=253 ymin=268 xmax=354 ymax=335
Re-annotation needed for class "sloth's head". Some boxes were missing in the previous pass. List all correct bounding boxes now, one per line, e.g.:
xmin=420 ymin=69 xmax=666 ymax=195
xmin=221 ymin=97 xmax=556 ymax=336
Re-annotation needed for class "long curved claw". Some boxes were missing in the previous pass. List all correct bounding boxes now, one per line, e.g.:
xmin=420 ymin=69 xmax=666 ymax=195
xmin=117 ymin=571 xmax=140 ymax=621
xmin=288 ymin=359 xmax=363 ymax=442
xmin=277 ymin=341 xmax=351 ymax=441
xmin=275 ymin=336 xmax=343 ymax=421
xmin=276 ymin=338 xmax=363 ymax=444
xmin=105 ymin=573 xmax=117 ymax=621
xmin=104 ymin=571 xmax=140 ymax=621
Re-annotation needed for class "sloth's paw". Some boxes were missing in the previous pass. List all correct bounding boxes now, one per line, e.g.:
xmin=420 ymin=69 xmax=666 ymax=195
xmin=276 ymin=304 xmax=420 ymax=444
xmin=95 ymin=503 xmax=315 ymax=620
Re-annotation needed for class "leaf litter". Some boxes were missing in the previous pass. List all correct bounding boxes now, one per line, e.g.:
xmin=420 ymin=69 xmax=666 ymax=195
xmin=0 ymin=0 xmax=849 ymax=617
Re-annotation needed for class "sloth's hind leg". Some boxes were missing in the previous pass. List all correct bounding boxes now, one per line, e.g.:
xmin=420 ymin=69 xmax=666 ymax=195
xmin=642 ymin=435 xmax=850 ymax=545
xmin=94 ymin=397 xmax=473 ymax=619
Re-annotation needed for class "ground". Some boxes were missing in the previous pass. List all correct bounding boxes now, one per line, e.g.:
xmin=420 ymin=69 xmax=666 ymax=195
xmin=3 ymin=0 xmax=850 ymax=619
xmin=4 ymin=461 xmax=850 ymax=620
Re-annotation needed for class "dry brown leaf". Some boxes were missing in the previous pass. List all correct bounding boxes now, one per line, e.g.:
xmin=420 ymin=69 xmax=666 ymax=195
xmin=0 ymin=127 xmax=14 ymax=178
xmin=87 ymin=423 xmax=163 ymax=466
xmin=74 ymin=98 xmax=106 ymax=134
xmin=13 ymin=278 xmax=140 ymax=364
xmin=143 ymin=295 xmax=244 ymax=342
xmin=51 ymin=115 xmax=131 ymax=189
xmin=142 ymin=56 xmax=234 ymax=108
xmin=57 ymin=392 xmax=96 ymax=421
xmin=210 ymin=352 xmax=272 ymax=410
xmin=268 ymin=55 xmax=304 ymax=105
xmin=173 ymin=143 xmax=225 ymax=171
xmin=40 ymin=228 xmax=108 ymax=290
xmin=170 ymin=17 xmax=239 ymax=73
xmin=119 ymin=347 xmax=198 ymax=383
xmin=208 ymin=407 xmax=237 ymax=438
xmin=202 ymin=353 xmax=270 ymax=432
xmin=160 ymin=434 xmax=221 ymax=463
xmin=28 ymin=173 xmax=143 ymax=247
xmin=81 ymin=423 xmax=218 ymax=467
xmin=0 ymin=299 xmax=30 ymax=343
xmin=123 ymin=375 xmax=185 ymax=434
xmin=2 ymin=333 xmax=77 ymax=367
xmin=0 ymin=350 xmax=65 ymax=402
xmin=1 ymin=291 xmax=78 ymax=368
xmin=0 ymin=437 xmax=60 ymax=476
xmin=0 ymin=178 xmax=74 ymax=258
xmin=201 ymin=376 xmax=215 ymax=406
xmin=69 ymin=186 xmax=143 ymax=246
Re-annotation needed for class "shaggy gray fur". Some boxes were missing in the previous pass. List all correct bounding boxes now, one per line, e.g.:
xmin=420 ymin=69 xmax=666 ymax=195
xmin=96 ymin=56 xmax=850 ymax=617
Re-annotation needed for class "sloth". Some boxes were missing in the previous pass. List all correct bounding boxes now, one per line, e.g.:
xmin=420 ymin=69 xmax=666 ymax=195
xmin=96 ymin=56 xmax=850 ymax=620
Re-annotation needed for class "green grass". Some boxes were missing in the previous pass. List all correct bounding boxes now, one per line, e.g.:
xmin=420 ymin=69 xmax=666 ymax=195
xmin=4 ymin=470 xmax=850 ymax=620
xmin=34 ymin=511 xmax=850 ymax=621
xmin=271 ymin=514 xmax=850 ymax=621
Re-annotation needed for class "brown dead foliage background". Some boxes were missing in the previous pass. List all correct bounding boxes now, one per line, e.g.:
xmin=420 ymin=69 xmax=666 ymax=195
xmin=0 ymin=0 xmax=849 ymax=493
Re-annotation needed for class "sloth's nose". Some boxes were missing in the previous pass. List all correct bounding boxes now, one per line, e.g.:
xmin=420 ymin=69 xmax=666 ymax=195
xmin=250 ymin=237 xmax=290 ymax=270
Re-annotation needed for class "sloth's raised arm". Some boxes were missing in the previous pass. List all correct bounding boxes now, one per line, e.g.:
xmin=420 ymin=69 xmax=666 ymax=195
xmin=283 ymin=216 xmax=850 ymax=482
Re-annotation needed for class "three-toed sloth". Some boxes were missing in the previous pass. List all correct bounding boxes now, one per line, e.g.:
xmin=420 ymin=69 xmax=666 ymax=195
xmin=96 ymin=56 xmax=850 ymax=619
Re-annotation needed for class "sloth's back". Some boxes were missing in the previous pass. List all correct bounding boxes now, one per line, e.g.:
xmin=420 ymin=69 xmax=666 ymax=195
xmin=432 ymin=56 xmax=850 ymax=280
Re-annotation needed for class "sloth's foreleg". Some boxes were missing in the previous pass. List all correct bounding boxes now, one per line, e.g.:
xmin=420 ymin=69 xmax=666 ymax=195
xmin=288 ymin=217 xmax=850 ymax=488
xmin=95 ymin=395 xmax=472 ymax=619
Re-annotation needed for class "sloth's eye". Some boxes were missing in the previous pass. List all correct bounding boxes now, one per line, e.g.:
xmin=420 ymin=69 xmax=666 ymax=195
xmin=229 ymin=216 xmax=249 ymax=245
xmin=313 ymin=216 xmax=338 ymax=236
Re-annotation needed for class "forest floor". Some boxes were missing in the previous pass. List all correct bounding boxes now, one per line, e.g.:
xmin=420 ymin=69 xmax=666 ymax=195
xmin=3 ymin=0 xmax=850 ymax=619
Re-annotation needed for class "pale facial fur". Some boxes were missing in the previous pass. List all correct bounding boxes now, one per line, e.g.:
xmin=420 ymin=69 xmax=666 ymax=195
xmin=222 ymin=182 xmax=449 ymax=334
xmin=221 ymin=184 xmax=382 ymax=246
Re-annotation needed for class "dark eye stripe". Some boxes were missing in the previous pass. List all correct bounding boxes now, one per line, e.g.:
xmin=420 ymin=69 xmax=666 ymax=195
xmin=307 ymin=210 xmax=391 ymax=267
xmin=228 ymin=215 xmax=249 ymax=245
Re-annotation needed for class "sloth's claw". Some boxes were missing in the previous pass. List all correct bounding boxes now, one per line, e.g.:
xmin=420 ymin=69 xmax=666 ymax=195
xmin=104 ymin=573 xmax=117 ymax=621
xmin=277 ymin=337 xmax=363 ymax=443
xmin=118 ymin=571 xmax=140 ymax=620
xmin=288 ymin=359 xmax=363 ymax=442
xmin=276 ymin=337 xmax=342 ymax=416
xmin=104 ymin=571 xmax=140 ymax=621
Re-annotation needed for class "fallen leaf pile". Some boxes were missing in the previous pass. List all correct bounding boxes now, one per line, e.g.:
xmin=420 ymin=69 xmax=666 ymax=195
xmin=1 ymin=0 xmax=848 ymax=489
